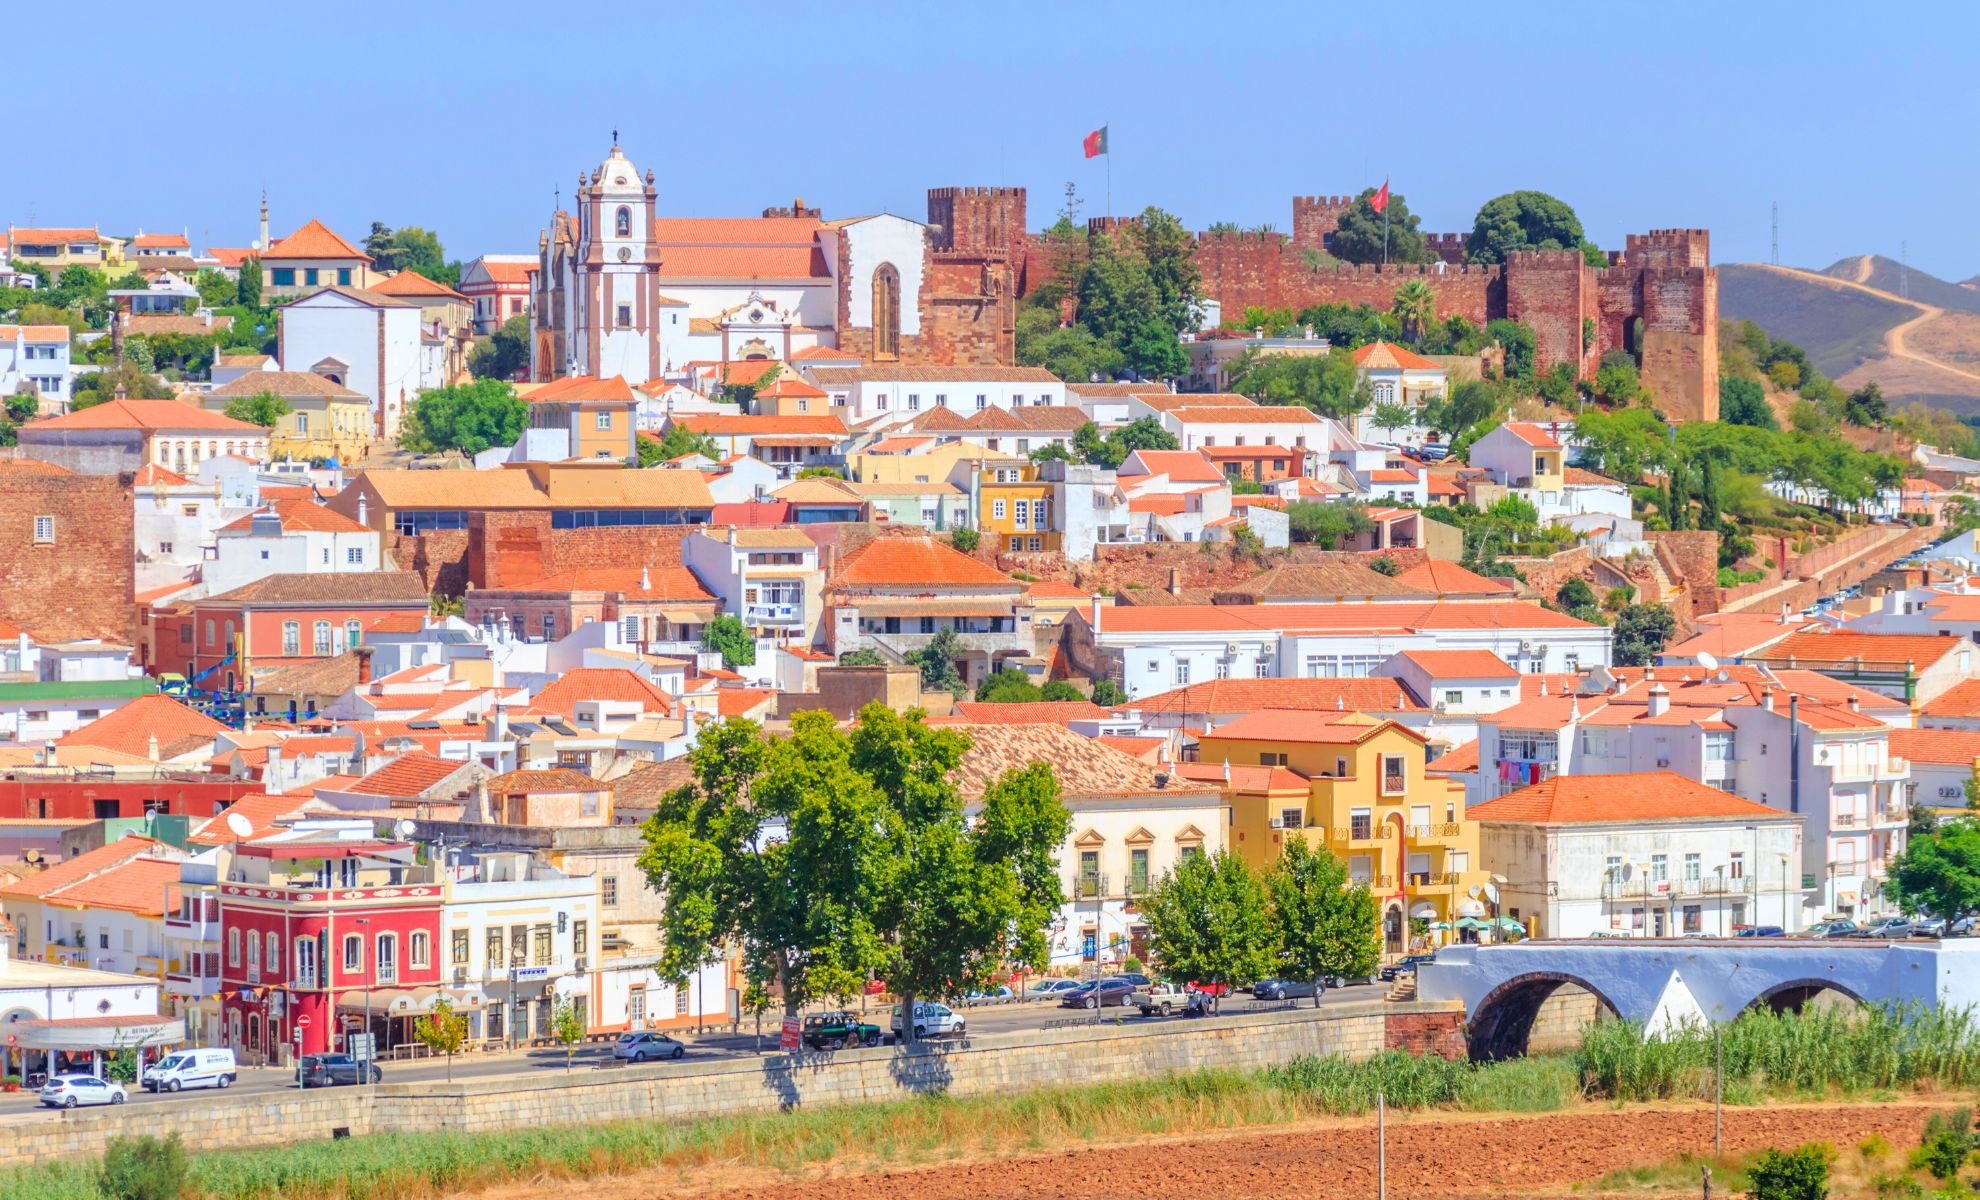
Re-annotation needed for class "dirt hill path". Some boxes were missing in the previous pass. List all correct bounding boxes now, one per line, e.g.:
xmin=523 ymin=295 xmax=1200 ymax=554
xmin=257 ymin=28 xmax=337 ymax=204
xmin=1748 ymin=261 xmax=1980 ymax=387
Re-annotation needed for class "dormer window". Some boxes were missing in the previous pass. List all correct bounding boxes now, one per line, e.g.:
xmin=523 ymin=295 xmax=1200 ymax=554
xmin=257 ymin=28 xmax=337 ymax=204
xmin=615 ymin=207 xmax=631 ymax=237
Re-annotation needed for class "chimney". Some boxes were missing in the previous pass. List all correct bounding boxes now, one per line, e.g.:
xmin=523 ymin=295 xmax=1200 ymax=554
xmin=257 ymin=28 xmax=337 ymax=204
xmin=1168 ymin=567 xmax=1182 ymax=595
xmin=1847 ymin=693 xmax=1861 ymax=713
xmin=146 ymin=733 xmax=159 ymax=762
xmin=265 ymin=744 xmax=284 ymax=794
xmin=357 ymin=492 xmax=368 ymax=527
xmin=1646 ymin=683 xmax=1670 ymax=719
xmin=492 ymin=702 xmax=508 ymax=742
xmin=354 ymin=645 xmax=374 ymax=685
xmin=1090 ymin=594 xmax=1104 ymax=635
xmin=1780 ymin=600 xmax=1791 ymax=625
xmin=1761 ymin=686 xmax=1775 ymax=712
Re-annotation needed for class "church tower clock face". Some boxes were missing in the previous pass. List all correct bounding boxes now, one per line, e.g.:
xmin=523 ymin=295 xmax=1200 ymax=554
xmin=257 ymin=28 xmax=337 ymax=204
xmin=618 ymin=247 xmax=632 ymax=262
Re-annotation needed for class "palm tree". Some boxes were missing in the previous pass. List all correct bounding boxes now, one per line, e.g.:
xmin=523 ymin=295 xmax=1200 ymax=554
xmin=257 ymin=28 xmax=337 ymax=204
xmin=1391 ymin=280 xmax=1436 ymax=345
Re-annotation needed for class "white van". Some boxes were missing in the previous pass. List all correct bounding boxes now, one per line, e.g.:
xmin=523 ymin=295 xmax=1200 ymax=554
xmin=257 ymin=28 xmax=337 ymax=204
xmin=143 ymin=1048 xmax=237 ymax=1092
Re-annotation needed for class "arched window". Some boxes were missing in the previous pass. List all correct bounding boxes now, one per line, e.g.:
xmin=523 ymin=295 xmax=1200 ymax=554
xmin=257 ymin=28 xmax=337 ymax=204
xmin=266 ymin=933 xmax=281 ymax=973
xmin=872 ymin=264 xmax=900 ymax=359
xmin=615 ymin=206 xmax=631 ymax=237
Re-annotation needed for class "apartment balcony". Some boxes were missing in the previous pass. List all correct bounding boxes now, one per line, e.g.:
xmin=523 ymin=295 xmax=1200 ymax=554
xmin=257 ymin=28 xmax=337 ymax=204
xmin=166 ymin=970 xmax=220 ymax=998
xmin=1599 ymin=876 xmax=1757 ymax=901
xmin=1405 ymin=823 xmax=1466 ymax=844
xmin=163 ymin=913 xmax=221 ymax=943
xmin=1330 ymin=826 xmax=1384 ymax=847
xmin=1075 ymin=873 xmax=1109 ymax=901
xmin=1405 ymin=872 xmax=1460 ymax=889
xmin=745 ymin=602 xmax=803 ymax=625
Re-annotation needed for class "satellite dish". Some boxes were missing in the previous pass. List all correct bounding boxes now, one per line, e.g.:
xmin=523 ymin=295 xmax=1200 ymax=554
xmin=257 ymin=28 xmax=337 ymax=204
xmin=1620 ymin=863 xmax=1636 ymax=882
xmin=1467 ymin=885 xmax=1483 ymax=900
xmin=224 ymin=813 xmax=253 ymax=838
xmin=1695 ymin=651 xmax=1719 ymax=672
xmin=1483 ymin=881 xmax=1501 ymax=906
xmin=394 ymin=819 xmax=417 ymax=840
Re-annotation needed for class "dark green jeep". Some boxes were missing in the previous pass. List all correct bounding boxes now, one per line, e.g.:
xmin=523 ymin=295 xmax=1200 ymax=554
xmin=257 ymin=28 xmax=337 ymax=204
xmin=802 ymin=1011 xmax=883 ymax=1050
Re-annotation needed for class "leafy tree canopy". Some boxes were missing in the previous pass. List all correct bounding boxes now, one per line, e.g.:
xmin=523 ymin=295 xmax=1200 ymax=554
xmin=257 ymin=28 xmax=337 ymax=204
xmin=468 ymin=313 xmax=531 ymax=381
xmin=638 ymin=423 xmax=718 ymax=466
xmin=1328 ymin=187 xmax=1433 ymax=265
xmin=1286 ymin=500 xmax=1374 ymax=547
xmin=1142 ymin=850 xmax=1277 ymax=994
xmin=1611 ymin=603 xmax=1676 ymax=667
xmin=700 ymin=614 xmax=756 ymax=668
xmin=1226 ymin=347 xmax=1366 ymax=419
xmin=1267 ymin=838 xmax=1379 ymax=1000
xmin=400 ymin=378 xmax=526 ymax=456
xmin=1890 ymin=817 xmax=1980 ymax=920
xmin=222 ymin=392 xmax=292 ymax=428
xmin=1466 ymin=191 xmax=1587 ymax=264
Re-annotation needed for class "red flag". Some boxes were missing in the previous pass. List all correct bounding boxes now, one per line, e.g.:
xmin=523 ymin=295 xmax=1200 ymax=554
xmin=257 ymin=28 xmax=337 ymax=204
xmin=1083 ymin=126 xmax=1109 ymax=159
xmin=1370 ymin=179 xmax=1389 ymax=214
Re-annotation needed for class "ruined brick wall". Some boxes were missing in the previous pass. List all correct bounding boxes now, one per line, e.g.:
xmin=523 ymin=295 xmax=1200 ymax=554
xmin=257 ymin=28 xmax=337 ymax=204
xmin=1505 ymin=249 xmax=1596 ymax=378
xmin=1502 ymin=546 xmax=1594 ymax=604
xmin=1648 ymin=531 xmax=1722 ymax=615
xmin=1193 ymin=232 xmax=1501 ymax=328
xmin=1602 ymin=231 xmax=1718 ymax=421
xmin=464 ymin=512 xmax=692 ymax=591
xmin=386 ymin=529 xmax=471 ymax=597
xmin=0 ymin=469 xmax=134 ymax=643
xmin=1382 ymin=1010 xmax=1466 ymax=1060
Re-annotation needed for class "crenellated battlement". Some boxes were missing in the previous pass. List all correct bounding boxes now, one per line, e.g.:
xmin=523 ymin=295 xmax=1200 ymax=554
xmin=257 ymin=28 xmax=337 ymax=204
xmin=1195 ymin=229 xmax=1287 ymax=245
xmin=927 ymin=186 xmax=1028 ymax=201
xmin=1293 ymin=195 xmax=1358 ymax=209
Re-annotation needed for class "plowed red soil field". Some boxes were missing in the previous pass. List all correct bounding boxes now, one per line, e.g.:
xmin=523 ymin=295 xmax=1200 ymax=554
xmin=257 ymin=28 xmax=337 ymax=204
xmin=479 ymin=1101 xmax=1946 ymax=1200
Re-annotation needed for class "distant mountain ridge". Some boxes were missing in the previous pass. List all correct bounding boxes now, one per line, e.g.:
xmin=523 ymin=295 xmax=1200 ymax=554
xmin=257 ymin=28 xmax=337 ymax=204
xmin=1718 ymin=256 xmax=1980 ymax=414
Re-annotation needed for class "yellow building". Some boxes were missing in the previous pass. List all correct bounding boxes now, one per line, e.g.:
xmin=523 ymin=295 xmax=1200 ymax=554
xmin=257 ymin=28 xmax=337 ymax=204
xmin=201 ymin=370 xmax=373 ymax=463
xmin=847 ymin=440 xmax=1021 ymax=486
xmin=1192 ymin=710 xmax=1488 ymax=954
xmin=523 ymin=375 xmax=639 ymax=461
xmin=975 ymin=461 xmax=1058 ymax=553
xmin=260 ymin=219 xmax=375 ymax=299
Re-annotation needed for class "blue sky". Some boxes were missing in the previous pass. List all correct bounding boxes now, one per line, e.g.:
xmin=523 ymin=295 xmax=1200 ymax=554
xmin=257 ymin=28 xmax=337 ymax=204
xmin=13 ymin=2 xmax=1977 ymax=279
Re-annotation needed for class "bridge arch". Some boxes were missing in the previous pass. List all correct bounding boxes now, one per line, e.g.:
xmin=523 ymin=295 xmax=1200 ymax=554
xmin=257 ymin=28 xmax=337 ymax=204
xmin=1748 ymin=977 xmax=1867 ymax=1015
xmin=1467 ymin=971 xmax=1621 ymax=1062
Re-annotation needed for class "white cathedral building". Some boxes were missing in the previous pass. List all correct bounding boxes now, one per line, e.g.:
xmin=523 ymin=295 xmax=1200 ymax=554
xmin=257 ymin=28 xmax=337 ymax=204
xmin=530 ymin=142 xmax=940 ymax=388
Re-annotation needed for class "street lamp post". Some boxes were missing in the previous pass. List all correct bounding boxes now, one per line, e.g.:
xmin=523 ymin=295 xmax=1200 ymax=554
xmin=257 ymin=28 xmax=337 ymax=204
xmin=355 ymin=918 xmax=371 ymax=1091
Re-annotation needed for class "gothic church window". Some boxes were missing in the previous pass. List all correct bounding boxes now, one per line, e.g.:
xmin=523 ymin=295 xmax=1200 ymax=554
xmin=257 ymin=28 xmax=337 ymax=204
xmin=873 ymin=264 xmax=900 ymax=359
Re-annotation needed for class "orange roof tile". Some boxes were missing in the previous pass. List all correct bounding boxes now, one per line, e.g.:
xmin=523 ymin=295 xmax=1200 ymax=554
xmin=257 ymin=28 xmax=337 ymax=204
xmin=715 ymin=688 xmax=777 ymax=717
xmin=1427 ymin=739 xmax=1479 ymax=773
xmin=1467 ymin=772 xmax=1789 ymax=825
xmin=1920 ymin=679 xmax=1980 ymax=720
xmin=1888 ymin=728 xmax=1980 ymax=766
xmin=0 ymin=836 xmax=165 ymax=902
xmin=527 ymin=375 xmax=636 ymax=404
xmin=1394 ymin=650 xmax=1519 ymax=677
xmin=58 ymin=694 xmax=227 ymax=758
xmin=343 ymin=752 xmax=471 ymax=797
xmin=187 ymin=793 xmax=317 ymax=845
xmin=38 ymin=855 xmax=183 ymax=915
xmin=368 ymin=270 xmax=468 ymax=301
xmin=1167 ymin=405 xmax=1324 ymax=424
xmin=1128 ymin=677 xmax=1422 ymax=715
xmin=756 ymin=376 xmax=829 ymax=400
xmin=217 ymin=498 xmax=369 ymax=535
xmin=791 ymin=344 xmax=860 ymax=362
xmin=1504 ymin=422 xmax=1563 ymax=448
xmin=31 ymin=398 xmax=266 ymax=434
xmin=1205 ymin=710 xmax=1421 ymax=746
xmin=131 ymin=233 xmax=191 ymax=250
xmin=1128 ymin=494 xmax=1188 ymax=515
xmin=951 ymin=700 xmax=1114 ymax=724
xmin=491 ymin=565 xmax=716 ymax=603
xmin=1094 ymin=735 xmax=1165 ymax=762
xmin=1119 ymin=450 xmax=1225 ymax=484
xmin=1391 ymin=560 xmax=1517 ymax=596
xmin=671 ymin=412 xmax=845 ymax=437
xmin=8 ymin=228 xmax=99 ymax=244
xmin=263 ymin=218 xmax=371 ymax=262
xmin=1172 ymin=760 xmax=1310 ymax=791
xmin=530 ymin=668 xmax=675 ymax=718
xmin=132 ymin=462 xmax=191 ymax=486
xmin=1351 ymin=341 xmax=1439 ymax=370
xmin=1092 ymin=599 xmax=1591 ymax=635
xmin=1753 ymin=631 xmax=1969 ymax=670
xmin=829 ymin=536 xmax=1016 ymax=591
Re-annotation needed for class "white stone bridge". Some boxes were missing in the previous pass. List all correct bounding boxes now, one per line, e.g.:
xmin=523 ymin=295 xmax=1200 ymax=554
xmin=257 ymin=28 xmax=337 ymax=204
xmin=1418 ymin=937 xmax=1980 ymax=1059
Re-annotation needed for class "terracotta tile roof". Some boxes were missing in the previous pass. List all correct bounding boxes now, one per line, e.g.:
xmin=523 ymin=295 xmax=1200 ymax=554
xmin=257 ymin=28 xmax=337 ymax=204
xmin=1119 ymin=450 xmax=1225 ymax=483
xmin=897 ymin=408 xmax=973 ymax=432
xmin=791 ymin=344 xmax=860 ymax=362
xmin=58 ymin=694 xmax=226 ymax=758
xmin=131 ymin=233 xmax=191 ymax=250
xmin=945 ymin=722 xmax=1208 ymax=800
xmin=1094 ymin=735 xmax=1165 ymax=761
xmin=30 ymin=398 xmax=266 ymax=434
xmin=1565 ymin=467 xmax=1622 ymax=487
xmin=218 ymin=498 xmax=370 ymax=535
xmin=368 ymin=270 xmax=468 ymax=302
xmin=727 ymin=527 xmax=816 ymax=549
xmin=1173 ymin=761 xmax=1310 ymax=790
xmin=1753 ymin=631 xmax=1969 ymax=670
xmin=1009 ymin=406 xmax=1092 ymax=431
xmin=1391 ymin=560 xmax=1517 ymax=596
xmin=1522 ymin=673 xmax=1583 ymax=701
xmin=250 ymin=654 xmax=363 ymax=697
xmin=1351 ymin=341 xmax=1440 ymax=371
xmin=8 ymin=227 xmax=99 ymax=244
xmin=1095 ymin=599 xmax=1592 ymax=635
xmin=135 ymin=580 xmax=198 ymax=605
xmin=1369 ymin=469 xmax=1421 ymax=483
xmin=1504 ymin=422 xmax=1563 ymax=448
xmin=756 ymin=376 xmax=829 ymax=400
xmin=207 ymin=247 xmax=255 ymax=267
xmin=203 ymin=572 xmax=429 ymax=605
xmin=1887 ymin=728 xmax=1980 ymax=766
xmin=469 ymin=257 xmax=537 ymax=285
xmin=487 ymin=768 xmax=602 ymax=792
xmin=1206 ymin=710 xmax=1417 ymax=745
xmin=37 ymin=854 xmax=184 ymax=915
xmin=0 ymin=458 xmax=74 ymax=476
xmin=1129 ymin=677 xmax=1422 ymax=715
xmin=715 ymin=688 xmax=777 ymax=717
xmin=772 ymin=478 xmax=864 ymax=505
xmin=263 ymin=218 xmax=371 ymax=262
xmin=1128 ymin=494 xmax=1188 ymax=515
xmin=1217 ymin=562 xmax=1419 ymax=600
xmin=1168 ymin=405 xmax=1323 ymax=424
xmin=829 ymin=536 xmax=1017 ymax=592
xmin=124 ymin=314 xmax=235 ymax=337
xmin=1920 ymin=679 xmax=1980 ymax=720
xmin=1071 ymin=383 xmax=1175 ymax=397
xmin=671 ymin=413 xmax=846 ymax=437
xmin=658 ymin=245 xmax=828 ymax=279
xmin=1467 ymin=772 xmax=1787 ymax=825
xmin=1427 ymin=739 xmax=1479 ymax=773
xmin=708 ymin=501 xmax=793 ymax=526
xmin=492 ymin=565 xmax=716 ymax=603
xmin=530 ymin=668 xmax=675 ymax=718
xmin=1395 ymin=650 xmax=1519 ymax=677
xmin=0 ymin=836 xmax=165 ymax=901
xmin=1134 ymin=392 xmax=1250 ymax=411
xmin=864 ymin=436 xmax=934 ymax=454
xmin=344 ymin=752 xmax=471 ymax=797
xmin=189 ymin=793 xmax=317 ymax=845
xmin=951 ymin=700 xmax=1114 ymax=724
xmin=1202 ymin=445 xmax=1306 ymax=460
xmin=132 ymin=463 xmax=190 ymax=486
xmin=208 ymin=371 xmax=366 ymax=401
xmin=609 ymin=757 xmax=695 ymax=809
xmin=1665 ymin=614 xmax=1817 ymax=660
xmin=960 ymin=405 xmax=1029 ymax=431
xmin=527 ymin=375 xmax=636 ymax=404
xmin=7 ymin=325 xmax=72 ymax=344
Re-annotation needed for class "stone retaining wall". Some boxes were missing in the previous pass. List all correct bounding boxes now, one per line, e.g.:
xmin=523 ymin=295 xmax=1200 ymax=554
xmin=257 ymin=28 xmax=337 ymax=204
xmin=0 ymin=1002 xmax=1463 ymax=1168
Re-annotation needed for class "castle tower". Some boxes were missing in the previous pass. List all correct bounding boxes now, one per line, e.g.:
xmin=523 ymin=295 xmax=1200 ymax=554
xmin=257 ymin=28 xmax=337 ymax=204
xmin=569 ymin=141 xmax=661 ymax=385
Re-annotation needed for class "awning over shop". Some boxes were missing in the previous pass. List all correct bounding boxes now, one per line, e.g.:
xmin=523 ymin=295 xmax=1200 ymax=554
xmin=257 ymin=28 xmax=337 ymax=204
xmin=10 ymin=1015 xmax=186 ymax=1051
xmin=335 ymin=987 xmax=484 ymax=1016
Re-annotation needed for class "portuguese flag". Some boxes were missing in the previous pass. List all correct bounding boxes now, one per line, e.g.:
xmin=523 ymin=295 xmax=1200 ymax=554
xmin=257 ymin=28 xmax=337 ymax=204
xmin=1083 ymin=126 xmax=1109 ymax=159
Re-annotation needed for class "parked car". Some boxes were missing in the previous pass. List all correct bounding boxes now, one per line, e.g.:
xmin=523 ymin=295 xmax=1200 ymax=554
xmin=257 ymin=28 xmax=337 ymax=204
xmin=1734 ymin=925 xmax=1786 ymax=938
xmin=1802 ymin=919 xmax=1858 ymax=938
xmin=1061 ymin=978 xmax=1138 ymax=1009
xmin=1108 ymin=973 xmax=1152 ymax=988
xmin=300 ymin=1053 xmax=382 ymax=1087
xmin=1851 ymin=916 xmax=1913 ymax=939
xmin=891 ymin=1001 xmax=965 ymax=1038
xmin=1131 ymin=983 xmax=1190 ymax=1016
xmin=143 ymin=1047 xmax=236 ymax=1092
xmin=1914 ymin=915 xmax=1976 ymax=938
xmin=1379 ymin=954 xmax=1437 ymax=981
xmin=1186 ymin=980 xmax=1235 ymax=997
xmin=612 ymin=1031 xmax=686 ymax=1062
xmin=963 ymin=984 xmax=1015 ymax=1005
xmin=39 ymin=1074 xmax=125 ymax=1108
xmin=801 ymin=1012 xmax=882 ymax=1051
xmin=1026 ymin=979 xmax=1082 ymax=999
xmin=1252 ymin=978 xmax=1321 ymax=1001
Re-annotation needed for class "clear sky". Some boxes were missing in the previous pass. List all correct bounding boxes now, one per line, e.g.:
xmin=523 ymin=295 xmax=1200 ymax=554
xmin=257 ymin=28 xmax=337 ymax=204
xmin=12 ymin=2 xmax=1977 ymax=279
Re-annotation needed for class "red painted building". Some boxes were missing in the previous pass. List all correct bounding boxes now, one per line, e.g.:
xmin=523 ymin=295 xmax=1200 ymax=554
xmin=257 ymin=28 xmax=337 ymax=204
xmin=0 ymin=779 xmax=262 ymax=821
xmin=160 ymin=573 xmax=430 ymax=688
xmin=216 ymin=835 xmax=445 ymax=1060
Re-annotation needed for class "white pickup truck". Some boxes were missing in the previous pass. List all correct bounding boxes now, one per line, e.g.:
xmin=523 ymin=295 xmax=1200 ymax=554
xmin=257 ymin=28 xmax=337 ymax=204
xmin=1131 ymin=984 xmax=1191 ymax=1016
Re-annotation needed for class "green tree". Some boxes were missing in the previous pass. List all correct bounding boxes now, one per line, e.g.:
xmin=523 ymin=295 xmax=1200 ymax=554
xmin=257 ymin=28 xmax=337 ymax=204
xmin=1286 ymin=500 xmax=1373 ymax=547
xmin=1369 ymin=402 xmax=1415 ymax=440
xmin=1142 ymin=850 xmax=1276 ymax=1006
xmin=1593 ymin=350 xmax=1640 ymax=405
xmin=949 ymin=526 xmax=981 ymax=553
xmin=71 ymin=360 xmax=174 ymax=408
xmin=1226 ymin=348 xmax=1366 ymax=419
xmin=1536 ymin=361 xmax=1579 ymax=406
xmin=975 ymin=668 xmax=1043 ymax=703
xmin=794 ymin=465 xmax=842 ymax=479
xmin=639 ymin=423 xmax=718 ymax=465
xmin=1720 ymin=376 xmax=1777 ymax=429
xmin=1611 ymin=603 xmax=1676 ymax=667
xmin=1266 ymin=838 xmax=1379 ymax=1005
xmin=363 ymin=223 xmax=447 ymax=279
xmin=1844 ymin=381 xmax=1888 ymax=428
xmin=1328 ymin=187 xmax=1433 ymax=265
xmin=1390 ymin=279 xmax=1437 ymax=343
xmin=551 ymin=996 xmax=587 ymax=1079
xmin=1015 ymin=308 xmax=1121 ymax=385
xmin=222 ymin=391 xmax=291 ymax=428
xmin=639 ymin=714 xmax=893 ymax=1020
xmin=412 ymin=996 xmax=469 ymax=1081
xmin=236 ymin=257 xmax=262 ymax=308
xmin=1090 ymin=679 xmax=1127 ymax=707
xmin=1465 ymin=191 xmax=1587 ymax=265
xmin=1745 ymin=1144 xmax=1831 ymax=1200
xmin=1369 ymin=556 xmax=1400 ymax=577
xmin=401 ymin=378 xmax=526 ymax=456
xmin=838 ymin=649 xmax=885 ymax=666
xmin=908 ymin=627 xmax=967 ymax=698
xmin=1484 ymin=319 xmax=1537 ymax=381
xmin=1574 ymin=407 xmax=1671 ymax=484
xmin=193 ymin=269 xmax=237 ymax=308
xmin=1126 ymin=206 xmax=1203 ymax=336
xmin=1425 ymin=378 xmax=1501 ymax=439
xmin=468 ymin=312 xmax=532 ymax=381
xmin=1040 ymin=680 xmax=1084 ymax=702
xmin=1556 ymin=577 xmax=1597 ymax=612
xmin=700 ymin=614 xmax=756 ymax=668
xmin=1889 ymin=819 xmax=1980 ymax=920
xmin=6 ymin=391 xmax=40 ymax=424
xmin=96 ymin=1134 xmax=189 ymax=1200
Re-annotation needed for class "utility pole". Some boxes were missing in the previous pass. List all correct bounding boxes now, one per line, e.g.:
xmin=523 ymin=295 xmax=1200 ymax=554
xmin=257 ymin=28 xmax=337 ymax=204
xmin=1377 ymin=1090 xmax=1387 ymax=1200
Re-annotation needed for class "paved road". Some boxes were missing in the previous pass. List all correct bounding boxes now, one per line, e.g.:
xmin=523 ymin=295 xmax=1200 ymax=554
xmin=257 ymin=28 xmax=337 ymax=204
xmin=0 ymin=986 xmax=1377 ymax=1118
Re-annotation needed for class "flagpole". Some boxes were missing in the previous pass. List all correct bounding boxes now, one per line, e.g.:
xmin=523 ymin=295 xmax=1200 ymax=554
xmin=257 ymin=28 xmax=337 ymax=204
xmin=1105 ymin=120 xmax=1113 ymax=227
xmin=1382 ymin=178 xmax=1390 ymax=266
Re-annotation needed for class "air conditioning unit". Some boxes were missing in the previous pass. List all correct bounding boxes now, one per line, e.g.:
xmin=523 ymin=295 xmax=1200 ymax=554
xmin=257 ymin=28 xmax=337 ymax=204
xmin=573 ymin=956 xmax=588 ymax=973
xmin=453 ymin=968 xmax=468 ymax=985
xmin=1268 ymin=817 xmax=1285 ymax=829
